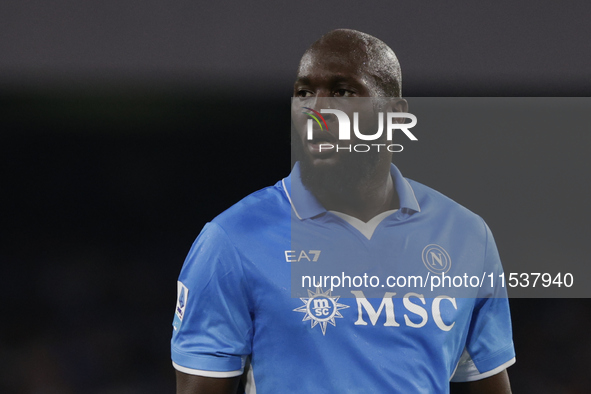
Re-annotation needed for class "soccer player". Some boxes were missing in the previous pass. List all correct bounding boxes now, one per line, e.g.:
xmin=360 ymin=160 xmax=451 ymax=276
xmin=172 ymin=29 xmax=515 ymax=393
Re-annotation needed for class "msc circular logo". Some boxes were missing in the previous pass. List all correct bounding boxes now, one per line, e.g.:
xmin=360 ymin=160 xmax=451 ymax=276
xmin=422 ymin=244 xmax=451 ymax=274
xmin=293 ymin=287 xmax=350 ymax=335
xmin=307 ymin=295 xmax=337 ymax=322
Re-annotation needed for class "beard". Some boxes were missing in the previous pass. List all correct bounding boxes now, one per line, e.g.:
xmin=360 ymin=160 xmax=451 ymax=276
xmin=292 ymin=126 xmax=383 ymax=201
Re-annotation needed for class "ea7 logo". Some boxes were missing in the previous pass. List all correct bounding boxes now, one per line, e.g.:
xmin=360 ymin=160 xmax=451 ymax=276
xmin=305 ymin=109 xmax=417 ymax=141
xmin=285 ymin=250 xmax=321 ymax=262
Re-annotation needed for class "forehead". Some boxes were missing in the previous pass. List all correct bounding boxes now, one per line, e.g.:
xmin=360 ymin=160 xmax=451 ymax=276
xmin=296 ymin=46 xmax=371 ymax=83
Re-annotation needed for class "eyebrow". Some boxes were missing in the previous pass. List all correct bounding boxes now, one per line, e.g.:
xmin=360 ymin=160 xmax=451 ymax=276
xmin=294 ymin=76 xmax=311 ymax=85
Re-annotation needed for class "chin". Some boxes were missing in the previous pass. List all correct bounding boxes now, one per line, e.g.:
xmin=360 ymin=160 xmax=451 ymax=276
xmin=300 ymin=148 xmax=380 ymax=198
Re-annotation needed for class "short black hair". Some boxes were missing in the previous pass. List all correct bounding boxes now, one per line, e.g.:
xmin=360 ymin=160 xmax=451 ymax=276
xmin=304 ymin=29 xmax=402 ymax=97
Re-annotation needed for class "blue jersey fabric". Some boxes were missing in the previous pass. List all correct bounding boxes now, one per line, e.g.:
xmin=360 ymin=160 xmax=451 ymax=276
xmin=171 ymin=163 xmax=515 ymax=393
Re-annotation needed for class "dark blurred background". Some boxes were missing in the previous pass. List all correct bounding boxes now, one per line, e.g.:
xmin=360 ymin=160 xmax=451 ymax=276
xmin=1 ymin=1 xmax=590 ymax=393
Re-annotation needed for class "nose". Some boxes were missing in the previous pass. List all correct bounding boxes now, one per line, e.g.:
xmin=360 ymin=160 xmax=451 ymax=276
xmin=310 ymin=95 xmax=336 ymax=122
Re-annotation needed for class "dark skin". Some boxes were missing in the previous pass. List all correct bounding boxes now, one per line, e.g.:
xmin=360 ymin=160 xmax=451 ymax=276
xmin=177 ymin=30 xmax=512 ymax=394
xmin=176 ymin=368 xmax=512 ymax=394
xmin=292 ymin=41 xmax=402 ymax=222
xmin=175 ymin=371 xmax=239 ymax=394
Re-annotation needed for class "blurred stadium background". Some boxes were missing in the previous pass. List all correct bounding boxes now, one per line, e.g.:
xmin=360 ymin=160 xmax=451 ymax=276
xmin=1 ymin=1 xmax=590 ymax=393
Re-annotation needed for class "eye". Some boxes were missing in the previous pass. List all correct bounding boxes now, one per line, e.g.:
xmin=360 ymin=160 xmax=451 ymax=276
xmin=296 ymin=90 xmax=314 ymax=98
xmin=334 ymin=89 xmax=354 ymax=97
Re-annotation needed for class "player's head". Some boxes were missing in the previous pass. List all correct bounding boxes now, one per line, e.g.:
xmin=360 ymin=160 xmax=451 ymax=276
xmin=294 ymin=29 xmax=402 ymax=98
xmin=292 ymin=29 xmax=405 ymax=199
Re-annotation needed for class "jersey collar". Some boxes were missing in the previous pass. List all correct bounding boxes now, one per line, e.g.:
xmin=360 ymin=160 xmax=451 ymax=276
xmin=282 ymin=162 xmax=421 ymax=221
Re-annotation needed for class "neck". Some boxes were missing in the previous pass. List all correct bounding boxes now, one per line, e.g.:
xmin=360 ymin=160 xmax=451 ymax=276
xmin=315 ymin=166 xmax=399 ymax=223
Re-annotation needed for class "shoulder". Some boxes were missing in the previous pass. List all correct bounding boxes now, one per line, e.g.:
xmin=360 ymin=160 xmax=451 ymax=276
xmin=406 ymin=178 xmax=488 ymax=235
xmin=210 ymin=179 xmax=291 ymax=237
xmin=180 ymin=179 xmax=290 ymax=277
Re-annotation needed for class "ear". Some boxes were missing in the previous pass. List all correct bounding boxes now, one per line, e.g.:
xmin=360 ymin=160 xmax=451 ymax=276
xmin=383 ymin=98 xmax=409 ymax=124
xmin=388 ymin=98 xmax=408 ymax=113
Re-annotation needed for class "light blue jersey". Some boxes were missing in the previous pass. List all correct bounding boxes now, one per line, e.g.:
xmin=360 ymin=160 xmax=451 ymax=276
xmin=171 ymin=163 xmax=515 ymax=393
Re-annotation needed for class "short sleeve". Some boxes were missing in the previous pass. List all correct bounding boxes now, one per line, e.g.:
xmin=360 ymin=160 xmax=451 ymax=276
xmin=451 ymin=220 xmax=516 ymax=382
xmin=171 ymin=222 xmax=253 ymax=377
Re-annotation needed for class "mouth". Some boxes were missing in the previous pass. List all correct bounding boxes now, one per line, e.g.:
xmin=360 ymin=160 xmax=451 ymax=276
xmin=306 ymin=130 xmax=337 ymax=156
